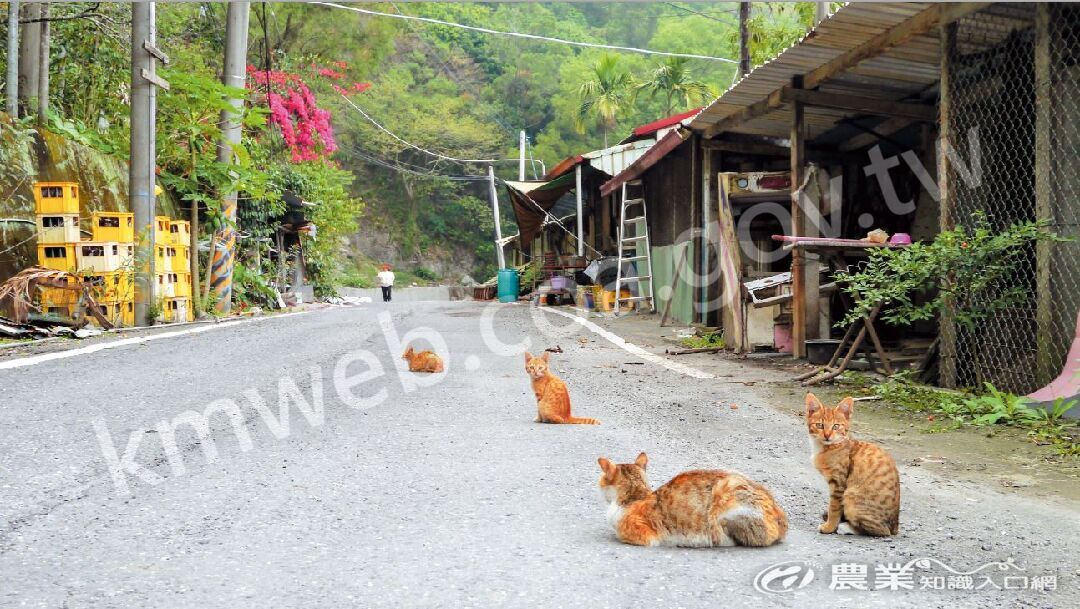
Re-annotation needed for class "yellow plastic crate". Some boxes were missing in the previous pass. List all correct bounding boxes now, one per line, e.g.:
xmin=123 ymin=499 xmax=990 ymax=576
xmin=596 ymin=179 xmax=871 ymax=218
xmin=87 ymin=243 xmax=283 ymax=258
xmin=86 ymin=271 xmax=134 ymax=302
xmin=155 ymin=216 xmax=173 ymax=245
xmin=169 ymin=220 xmax=191 ymax=247
xmin=39 ymin=285 xmax=78 ymax=307
xmin=75 ymin=241 xmax=126 ymax=273
xmin=35 ymin=214 xmax=80 ymax=243
xmin=33 ymin=182 xmax=80 ymax=214
xmin=155 ymin=244 xmax=173 ymax=272
xmin=90 ymin=212 xmax=134 ymax=243
xmin=173 ymin=272 xmax=192 ymax=298
xmin=162 ymin=297 xmax=193 ymax=323
xmin=37 ymin=244 xmax=77 ymax=271
xmin=168 ymin=245 xmax=190 ymax=273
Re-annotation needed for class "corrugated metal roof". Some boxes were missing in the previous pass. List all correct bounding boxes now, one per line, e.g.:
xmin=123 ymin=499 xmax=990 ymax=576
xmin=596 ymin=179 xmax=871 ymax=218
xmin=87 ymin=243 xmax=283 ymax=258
xmin=688 ymin=3 xmax=1036 ymax=139
xmin=582 ymin=139 xmax=655 ymax=176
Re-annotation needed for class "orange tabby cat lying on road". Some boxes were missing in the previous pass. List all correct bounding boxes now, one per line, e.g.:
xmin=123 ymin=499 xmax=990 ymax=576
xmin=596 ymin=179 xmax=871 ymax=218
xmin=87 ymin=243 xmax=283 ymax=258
xmin=598 ymin=452 xmax=787 ymax=547
xmin=524 ymin=351 xmax=599 ymax=424
xmin=402 ymin=345 xmax=444 ymax=373
xmin=806 ymin=393 xmax=900 ymax=536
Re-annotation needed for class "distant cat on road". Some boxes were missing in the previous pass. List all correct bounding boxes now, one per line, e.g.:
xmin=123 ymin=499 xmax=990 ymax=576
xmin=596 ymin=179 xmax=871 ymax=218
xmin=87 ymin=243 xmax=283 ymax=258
xmin=598 ymin=452 xmax=787 ymax=547
xmin=524 ymin=351 xmax=599 ymax=424
xmin=806 ymin=393 xmax=900 ymax=536
xmin=402 ymin=345 xmax=444 ymax=373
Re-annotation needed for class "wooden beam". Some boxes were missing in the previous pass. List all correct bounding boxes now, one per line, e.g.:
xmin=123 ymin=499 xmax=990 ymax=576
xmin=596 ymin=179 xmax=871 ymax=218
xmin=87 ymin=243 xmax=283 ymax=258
xmin=705 ymin=89 xmax=783 ymax=137
xmin=780 ymin=88 xmax=937 ymax=122
xmin=803 ymin=3 xmax=990 ymax=90
xmin=703 ymin=3 xmax=988 ymax=139
xmin=838 ymin=116 xmax=913 ymax=151
xmin=704 ymin=136 xmax=863 ymax=164
xmin=1034 ymin=3 xmax=1054 ymax=386
xmin=938 ymin=20 xmax=959 ymax=389
xmin=790 ymin=77 xmax=809 ymax=359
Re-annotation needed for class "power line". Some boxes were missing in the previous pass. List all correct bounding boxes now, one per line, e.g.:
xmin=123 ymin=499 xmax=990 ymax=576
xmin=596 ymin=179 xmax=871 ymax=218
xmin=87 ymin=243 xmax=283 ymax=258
xmin=346 ymin=145 xmax=489 ymax=182
xmin=316 ymin=2 xmax=737 ymax=64
xmin=338 ymin=92 xmax=517 ymax=165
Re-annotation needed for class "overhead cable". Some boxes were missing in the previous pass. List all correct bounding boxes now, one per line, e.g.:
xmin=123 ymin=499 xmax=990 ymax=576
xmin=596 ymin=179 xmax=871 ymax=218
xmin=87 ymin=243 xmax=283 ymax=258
xmin=317 ymin=2 xmax=738 ymax=64
xmin=338 ymin=93 xmax=517 ymax=165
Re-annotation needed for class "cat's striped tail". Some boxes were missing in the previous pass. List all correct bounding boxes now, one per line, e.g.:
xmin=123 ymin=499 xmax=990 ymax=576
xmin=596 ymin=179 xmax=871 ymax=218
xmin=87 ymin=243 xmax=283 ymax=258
xmin=566 ymin=416 xmax=600 ymax=425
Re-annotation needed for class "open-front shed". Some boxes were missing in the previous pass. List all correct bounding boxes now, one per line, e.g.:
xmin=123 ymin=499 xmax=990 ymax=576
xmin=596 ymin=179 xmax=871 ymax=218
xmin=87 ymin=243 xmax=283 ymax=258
xmin=685 ymin=2 xmax=1079 ymax=395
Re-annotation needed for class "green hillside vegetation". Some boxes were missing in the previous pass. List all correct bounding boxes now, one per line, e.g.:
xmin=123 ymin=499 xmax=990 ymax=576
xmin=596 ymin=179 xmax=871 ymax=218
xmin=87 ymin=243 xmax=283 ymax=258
xmin=2 ymin=2 xmax=821 ymax=295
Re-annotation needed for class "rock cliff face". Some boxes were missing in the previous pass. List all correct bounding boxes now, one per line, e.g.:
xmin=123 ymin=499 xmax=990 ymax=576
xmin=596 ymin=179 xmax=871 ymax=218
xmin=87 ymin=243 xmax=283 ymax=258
xmin=0 ymin=118 xmax=178 ymax=281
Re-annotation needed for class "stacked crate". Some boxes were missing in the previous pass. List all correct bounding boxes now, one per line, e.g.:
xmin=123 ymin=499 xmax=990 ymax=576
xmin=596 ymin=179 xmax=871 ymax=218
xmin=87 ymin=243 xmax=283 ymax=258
xmin=34 ymin=183 xmax=81 ymax=317
xmin=32 ymin=181 xmax=193 ymax=326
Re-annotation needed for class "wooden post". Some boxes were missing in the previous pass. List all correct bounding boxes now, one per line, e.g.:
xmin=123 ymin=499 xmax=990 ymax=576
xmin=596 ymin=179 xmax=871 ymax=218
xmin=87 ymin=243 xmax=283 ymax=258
xmin=575 ymin=164 xmax=584 ymax=257
xmin=701 ymin=143 xmax=713 ymax=325
xmin=938 ymin=21 xmax=959 ymax=388
xmin=790 ymin=76 xmax=809 ymax=358
xmin=1034 ymin=3 xmax=1054 ymax=385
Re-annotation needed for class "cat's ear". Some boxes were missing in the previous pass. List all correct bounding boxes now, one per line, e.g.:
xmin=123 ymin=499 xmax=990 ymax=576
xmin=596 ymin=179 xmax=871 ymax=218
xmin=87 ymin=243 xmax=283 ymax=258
xmin=836 ymin=396 xmax=854 ymax=418
xmin=635 ymin=452 xmax=648 ymax=469
xmin=541 ymin=351 xmax=551 ymax=362
xmin=805 ymin=392 xmax=824 ymax=415
xmin=598 ymin=457 xmax=616 ymax=478
xmin=524 ymin=351 xmax=533 ymax=363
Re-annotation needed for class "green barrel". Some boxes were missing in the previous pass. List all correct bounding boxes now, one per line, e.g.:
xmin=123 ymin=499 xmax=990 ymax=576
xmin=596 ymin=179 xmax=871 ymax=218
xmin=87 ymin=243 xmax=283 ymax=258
xmin=497 ymin=268 xmax=520 ymax=303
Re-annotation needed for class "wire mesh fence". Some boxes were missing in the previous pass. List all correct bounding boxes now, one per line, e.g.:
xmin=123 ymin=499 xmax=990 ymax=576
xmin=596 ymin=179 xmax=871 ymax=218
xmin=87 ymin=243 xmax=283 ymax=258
xmin=943 ymin=4 xmax=1080 ymax=394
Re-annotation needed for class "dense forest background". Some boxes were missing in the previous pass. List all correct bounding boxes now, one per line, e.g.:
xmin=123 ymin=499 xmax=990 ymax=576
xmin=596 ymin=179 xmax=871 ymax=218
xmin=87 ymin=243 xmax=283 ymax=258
xmin=3 ymin=2 xmax=820 ymax=295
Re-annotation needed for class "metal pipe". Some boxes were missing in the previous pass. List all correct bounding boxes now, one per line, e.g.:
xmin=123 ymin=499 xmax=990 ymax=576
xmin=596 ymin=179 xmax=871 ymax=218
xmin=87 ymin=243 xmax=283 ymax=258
xmin=518 ymin=130 xmax=526 ymax=181
xmin=489 ymin=165 xmax=506 ymax=270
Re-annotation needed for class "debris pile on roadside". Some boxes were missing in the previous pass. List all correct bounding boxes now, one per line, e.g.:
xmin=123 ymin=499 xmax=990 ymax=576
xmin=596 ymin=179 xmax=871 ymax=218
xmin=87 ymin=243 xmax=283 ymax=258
xmin=0 ymin=266 xmax=113 ymax=339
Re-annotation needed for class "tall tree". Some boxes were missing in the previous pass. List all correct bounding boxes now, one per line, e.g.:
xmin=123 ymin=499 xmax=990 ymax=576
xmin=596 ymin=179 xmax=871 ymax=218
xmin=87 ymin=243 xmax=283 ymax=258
xmin=575 ymin=54 xmax=634 ymax=148
xmin=636 ymin=57 xmax=715 ymax=116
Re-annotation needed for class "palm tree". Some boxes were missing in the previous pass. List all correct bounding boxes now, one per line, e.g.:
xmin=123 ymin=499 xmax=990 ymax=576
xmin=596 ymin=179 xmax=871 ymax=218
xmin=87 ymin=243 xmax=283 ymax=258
xmin=636 ymin=57 xmax=716 ymax=116
xmin=576 ymin=55 xmax=635 ymax=148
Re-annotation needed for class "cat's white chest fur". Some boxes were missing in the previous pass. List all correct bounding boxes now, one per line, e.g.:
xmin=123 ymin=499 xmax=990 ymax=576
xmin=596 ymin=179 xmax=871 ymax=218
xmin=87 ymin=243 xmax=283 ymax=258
xmin=606 ymin=501 xmax=624 ymax=529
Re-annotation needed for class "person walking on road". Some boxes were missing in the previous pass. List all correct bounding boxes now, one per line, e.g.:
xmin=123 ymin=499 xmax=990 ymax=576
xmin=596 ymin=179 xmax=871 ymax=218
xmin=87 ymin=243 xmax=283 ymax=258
xmin=378 ymin=264 xmax=395 ymax=302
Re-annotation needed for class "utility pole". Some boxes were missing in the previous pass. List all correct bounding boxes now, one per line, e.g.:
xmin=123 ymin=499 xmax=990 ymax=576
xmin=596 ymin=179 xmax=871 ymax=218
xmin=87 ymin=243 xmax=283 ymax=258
xmin=488 ymin=166 xmax=506 ymax=270
xmin=131 ymin=2 xmax=155 ymax=326
xmin=518 ymin=130 xmax=526 ymax=181
xmin=738 ymin=2 xmax=751 ymax=79
xmin=35 ymin=2 xmax=48 ymax=122
xmin=5 ymin=1 xmax=18 ymax=116
xmin=18 ymin=2 xmax=39 ymax=116
xmin=130 ymin=2 xmax=168 ymax=326
xmin=209 ymin=1 xmax=250 ymax=313
xmin=816 ymin=2 xmax=830 ymax=24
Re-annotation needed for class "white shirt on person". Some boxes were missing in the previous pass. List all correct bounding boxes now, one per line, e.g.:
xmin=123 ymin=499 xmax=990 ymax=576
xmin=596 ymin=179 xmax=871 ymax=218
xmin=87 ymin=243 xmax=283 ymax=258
xmin=377 ymin=271 xmax=395 ymax=287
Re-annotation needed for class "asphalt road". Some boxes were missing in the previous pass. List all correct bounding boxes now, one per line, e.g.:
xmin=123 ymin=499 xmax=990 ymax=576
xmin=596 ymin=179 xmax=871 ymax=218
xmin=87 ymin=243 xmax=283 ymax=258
xmin=0 ymin=301 xmax=1076 ymax=608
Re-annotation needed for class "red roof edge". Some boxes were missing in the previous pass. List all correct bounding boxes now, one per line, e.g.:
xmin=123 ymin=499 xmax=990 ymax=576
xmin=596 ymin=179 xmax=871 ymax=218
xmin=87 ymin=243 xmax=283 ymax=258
xmin=543 ymin=155 xmax=585 ymax=180
xmin=631 ymin=107 xmax=702 ymax=137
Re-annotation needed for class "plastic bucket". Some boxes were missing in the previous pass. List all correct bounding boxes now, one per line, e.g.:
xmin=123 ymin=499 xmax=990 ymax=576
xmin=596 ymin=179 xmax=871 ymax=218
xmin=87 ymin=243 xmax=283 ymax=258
xmin=497 ymin=269 xmax=520 ymax=303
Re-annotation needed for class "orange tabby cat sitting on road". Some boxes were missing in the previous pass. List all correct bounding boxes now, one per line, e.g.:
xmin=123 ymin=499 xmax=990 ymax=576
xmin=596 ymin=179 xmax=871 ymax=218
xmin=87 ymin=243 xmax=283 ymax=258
xmin=806 ymin=393 xmax=900 ymax=536
xmin=402 ymin=345 xmax=444 ymax=373
xmin=598 ymin=452 xmax=787 ymax=547
xmin=524 ymin=351 xmax=599 ymax=424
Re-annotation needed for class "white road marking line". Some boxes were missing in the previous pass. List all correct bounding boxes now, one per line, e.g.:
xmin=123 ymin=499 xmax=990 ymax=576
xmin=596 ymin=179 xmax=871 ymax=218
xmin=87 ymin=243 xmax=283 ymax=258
xmin=538 ymin=307 xmax=714 ymax=379
xmin=0 ymin=310 xmax=315 ymax=371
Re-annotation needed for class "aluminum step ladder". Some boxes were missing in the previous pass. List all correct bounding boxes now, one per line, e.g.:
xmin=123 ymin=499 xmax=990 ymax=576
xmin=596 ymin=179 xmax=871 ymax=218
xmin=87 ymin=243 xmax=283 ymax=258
xmin=614 ymin=179 xmax=655 ymax=314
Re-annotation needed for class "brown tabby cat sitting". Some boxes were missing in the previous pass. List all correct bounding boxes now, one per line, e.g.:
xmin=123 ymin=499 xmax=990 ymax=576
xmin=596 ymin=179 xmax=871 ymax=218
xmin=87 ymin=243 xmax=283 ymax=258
xmin=806 ymin=393 xmax=900 ymax=536
xmin=402 ymin=345 xmax=444 ymax=373
xmin=598 ymin=452 xmax=787 ymax=547
xmin=524 ymin=351 xmax=599 ymax=424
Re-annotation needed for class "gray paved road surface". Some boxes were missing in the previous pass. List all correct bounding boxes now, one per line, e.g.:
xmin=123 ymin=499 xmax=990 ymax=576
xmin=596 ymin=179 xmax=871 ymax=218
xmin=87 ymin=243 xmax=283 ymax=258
xmin=1 ymin=302 xmax=1076 ymax=608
